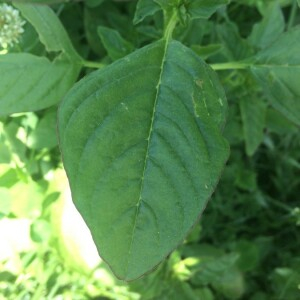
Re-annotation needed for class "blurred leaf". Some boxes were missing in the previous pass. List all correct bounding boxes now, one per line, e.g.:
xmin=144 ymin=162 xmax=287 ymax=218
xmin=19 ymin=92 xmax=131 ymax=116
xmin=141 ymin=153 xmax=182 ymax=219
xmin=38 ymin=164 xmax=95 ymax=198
xmin=218 ymin=22 xmax=253 ymax=60
xmin=185 ymin=223 xmax=201 ymax=243
xmin=191 ymin=44 xmax=222 ymax=60
xmin=194 ymin=287 xmax=214 ymax=300
xmin=10 ymin=0 xmax=72 ymax=3
xmin=0 ymin=188 xmax=11 ymax=216
xmin=248 ymin=2 xmax=285 ymax=50
xmin=212 ymin=268 xmax=244 ymax=299
xmin=30 ymin=219 xmax=51 ymax=243
xmin=3 ymin=122 xmax=26 ymax=161
xmin=190 ymin=252 xmax=240 ymax=286
xmin=0 ymin=4 xmax=83 ymax=115
xmin=186 ymin=0 xmax=229 ymax=19
xmin=251 ymin=27 xmax=300 ymax=126
xmin=86 ymin=0 xmax=106 ymax=8
xmin=13 ymin=3 xmax=82 ymax=60
xmin=134 ymin=0 xmax=161 ymax=24
xmin=0 ymin=139 xmax=11 ymax=164
xmin=10 ymin=180 xmax=47 ymax=218
xmin=27 ymin=111 xmax=58 ymax=150
xmin=265 ymin=108 xmax=298 ymax=134
xmin=234 ymin=169 xmax=257 ymax=192
xmin=235 ymin=240 xmax=259 ymax=272
xmin=97 ymin=26 xmax=134 ymax=61
xmin=0 ymin=169 xmax=19 ymax=188
xmin=240 ymin=95 xmax=266 ymax=156
xmin=0 ymin=53 xmax=80 ymax=115
xmin=42 ymin=192 xmax=60 ymax=211
xmin=271 ymin=268 xmax=300 ymax=300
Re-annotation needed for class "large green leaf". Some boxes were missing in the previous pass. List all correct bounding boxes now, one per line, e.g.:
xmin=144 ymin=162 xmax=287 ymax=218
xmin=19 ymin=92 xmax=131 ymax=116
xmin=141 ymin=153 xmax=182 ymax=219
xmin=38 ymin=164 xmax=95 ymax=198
xmin=0 ymin=53 xmax=79 ymax=115
xmin=251 ymin=27 xmax=300 ymax=126
xmin=58 ymin=39 xmax=229 ymax=280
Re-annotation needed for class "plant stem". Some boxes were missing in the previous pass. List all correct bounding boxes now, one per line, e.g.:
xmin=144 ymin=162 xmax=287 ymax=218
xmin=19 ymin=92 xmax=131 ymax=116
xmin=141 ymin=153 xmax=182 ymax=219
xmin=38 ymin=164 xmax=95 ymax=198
xmin=210 ymin=61 xmax=251 ymax=71
xmin=163 ymin=9 xmax=178 ymax=41
xmin=82 ymin=60 xmax=106 ymax=69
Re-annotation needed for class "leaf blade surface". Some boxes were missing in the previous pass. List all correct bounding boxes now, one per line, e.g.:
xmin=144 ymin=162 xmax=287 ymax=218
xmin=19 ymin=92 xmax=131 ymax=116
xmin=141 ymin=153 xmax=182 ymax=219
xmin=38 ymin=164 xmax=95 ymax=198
xmin=59 ymin=39 xmax=229 ymax=280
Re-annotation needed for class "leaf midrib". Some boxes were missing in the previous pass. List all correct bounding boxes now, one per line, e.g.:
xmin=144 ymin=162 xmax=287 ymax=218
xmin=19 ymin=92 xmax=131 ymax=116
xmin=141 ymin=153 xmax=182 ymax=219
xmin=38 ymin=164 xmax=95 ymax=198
xmin=124 ymin=39 xmax=170 ymax=276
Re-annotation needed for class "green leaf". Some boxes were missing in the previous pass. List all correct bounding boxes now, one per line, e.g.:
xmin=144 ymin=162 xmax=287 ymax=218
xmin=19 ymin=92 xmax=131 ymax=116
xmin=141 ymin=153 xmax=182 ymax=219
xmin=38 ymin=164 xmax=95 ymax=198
xmin=13 ymin=2 xmax=81 ymax=61
xmin=0 ymin=188 xmax=11 ymax=216
xmin=265 ymin=108 xmax=298 ymax=135
xmin=0 ymin=53 xmax=79 ymax=115
xmin=30 ymin=219 xmax=52 ymax=243
xmin=240 ymin=96 xmax=266 ymax=156
xmin=235 ymin=240 xmax=259 ymax=272
xmin=217 ymin=22 xmax=253 ymax=60
xmin=10 ymin=0 xmax=71 ymax=3
xmin=134 ymin=0 xmax=161 ymax=24
xmin=191 ymin=44 xmax=222 ymax=60
xmin=10 ymin=180 xmax=46 ymax=218
xmin=248 ymin=2 xmax=285 ymax=50
xmin=0 ymin=3 xmax=82 ymax=114
xmin=58 ymin=39 xmax=229 ymax=280
xmin=186 ymin=0 xmax=229 ymax=20
xmin=86 ymin=0 xmax=106 ymax=8
xmin=0 ymin=169 xmax=19 ymax=189
xmin=234 ymin=168 xmax=257 ymax=192
xmin=298 ymin=0 xmax=300 ymax=7
xmin=154 ymin=0 xmax=181 ymax=11
xmin=97 ymin=26 xmax=134 ymax=61
xmin=0 ymin=133 xmax=11 ymax=164
xmin=27 ymin=110 xmax=58 ymax=150
xmin=189 ymin=252 xmax=240 ymax=285
xmin=251 ymin=27 xmax=300 ymax=126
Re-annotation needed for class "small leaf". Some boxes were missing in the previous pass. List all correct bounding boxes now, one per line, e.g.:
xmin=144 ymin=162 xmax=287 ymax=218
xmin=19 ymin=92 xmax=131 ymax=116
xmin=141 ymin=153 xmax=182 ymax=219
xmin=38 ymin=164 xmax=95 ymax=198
xmin=186 ymin=0 xmax=229 ymax=20
xmin=97 ymin=26 xmax=134 ymax=61
xmin=86 ymin=0 xmax=106 ymax=8
xmin=240 ymin=96 xmax=266 ymax=156
xmin=59 ymin=39 xmax=229 ymax=280
xmin=191 ymin=44 xmax=222 ymax=60
xmin=0 ymin=188 xmax=11 ymax=216
xmin=248 ymin=2 xmax=285 ymax=50
xmin=30 ymin=219 xmax=52 ymax=243
xmin=251 ymin=27 xmax=300 ymax=126
xmin=27 ymin=110 xmax=58 ymax=150
xmin=217 ymin=22 xmax=253 ymax=60
xmin=134 ymin=0 xmax=161 ymax=24
xmin=0 ymin=53 xmax=80 ymax=115
xmin=11 ymin=0 xmax=72 ymax=3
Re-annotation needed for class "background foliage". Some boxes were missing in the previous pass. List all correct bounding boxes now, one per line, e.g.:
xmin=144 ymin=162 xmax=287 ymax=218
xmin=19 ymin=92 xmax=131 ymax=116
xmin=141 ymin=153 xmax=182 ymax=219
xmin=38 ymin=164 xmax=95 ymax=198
xmin=0 ymin=0 xmax=300 ymax=299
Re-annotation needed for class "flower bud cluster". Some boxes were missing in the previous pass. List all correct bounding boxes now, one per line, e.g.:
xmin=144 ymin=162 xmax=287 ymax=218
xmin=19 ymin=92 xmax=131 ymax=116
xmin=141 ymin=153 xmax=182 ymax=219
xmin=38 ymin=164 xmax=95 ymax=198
xmin=0 ymin=4 xmax=25 ymax=48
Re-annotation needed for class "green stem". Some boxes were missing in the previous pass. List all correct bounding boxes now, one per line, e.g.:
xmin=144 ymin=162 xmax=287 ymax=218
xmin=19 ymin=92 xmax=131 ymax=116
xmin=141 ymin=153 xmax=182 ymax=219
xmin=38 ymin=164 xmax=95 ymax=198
xmin=82 ymin=60 xmax=106 ymax=69
xmin=163 ymin=9 xmax=178 ymax=41
xmin=210 ymin=61 xmax=251 ymax=71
